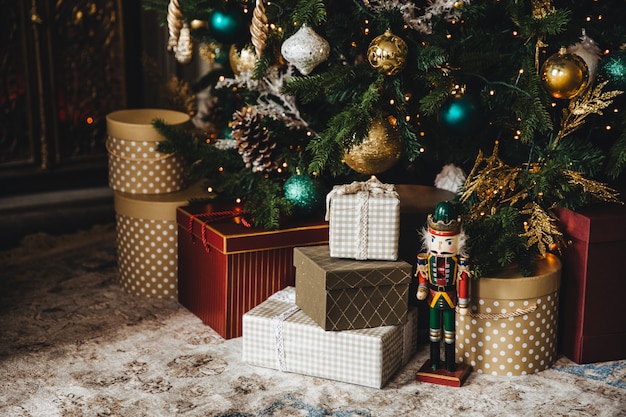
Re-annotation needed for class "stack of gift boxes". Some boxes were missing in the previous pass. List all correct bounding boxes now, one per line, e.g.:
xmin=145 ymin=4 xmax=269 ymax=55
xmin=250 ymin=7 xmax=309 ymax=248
xmin=241 ymin=177 xmax=419 ymax=389
xmin=174 ymin=177 xmax=419 ymax=388
xmin=106 ymin=108 xmax=207 ymax=298
xmin=174 ymin=177 xmax=458 ymax=387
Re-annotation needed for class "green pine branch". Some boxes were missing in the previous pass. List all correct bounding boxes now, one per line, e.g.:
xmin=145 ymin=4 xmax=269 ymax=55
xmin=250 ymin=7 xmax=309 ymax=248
xmin=463 ymin=206 xmax=531 ymax=278
xmin=153 ymin=119 xmax=199 ymax=157
xmin=606 ymin=127 xmax=626 ymax=180
xmin=510 ymin=3 xmax=572 ymax=38
xmin=153 ymin=119 xmax=244 ymax=182
xmin=244 ymin=179 xmax=293 ymax=230
xmin=307 ymin=75 xmax=384 ymax=174
xmin=538 ymin=135 xmax=606 ymax=178
xmin=413 ymin=44 xmax=448 ymax=72
xmin=289 ymin=0 xmax=326 ymax=27
xmin=282 ymin=65 xmax=374 ymax=105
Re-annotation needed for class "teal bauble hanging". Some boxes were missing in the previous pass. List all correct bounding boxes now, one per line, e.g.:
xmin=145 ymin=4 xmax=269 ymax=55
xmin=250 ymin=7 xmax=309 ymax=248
xmin=598 ymin=50 xmax=626 ymax=90
xmin=438 ymin=92 xmax=483 ymax=136
xmin=209 ymin=8 xmax=246 ymax=44
xmin=283 ymin=174 xmax=323 ymax=215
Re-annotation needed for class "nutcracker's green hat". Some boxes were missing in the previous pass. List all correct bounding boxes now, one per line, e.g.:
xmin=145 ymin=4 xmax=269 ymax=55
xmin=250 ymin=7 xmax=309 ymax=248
xmin=428 ymin=201 xmax=461 ymax=235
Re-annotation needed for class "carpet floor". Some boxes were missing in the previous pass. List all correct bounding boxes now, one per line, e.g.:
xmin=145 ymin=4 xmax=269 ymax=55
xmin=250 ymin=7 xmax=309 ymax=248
xmin=1 ymin=224 xmax=625 ymax=417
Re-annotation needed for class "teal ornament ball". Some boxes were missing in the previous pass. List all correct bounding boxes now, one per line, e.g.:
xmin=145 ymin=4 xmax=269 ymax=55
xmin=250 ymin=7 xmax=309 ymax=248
xmin=209 ymin=8 xmax=245 ymax=44
xmin=599 ymin=50 xmax=626 ymax=90
xmin=284 ymin=174 xmax=323 ymax=215
xmin=438 ymin=93 xmax=483 ymax=136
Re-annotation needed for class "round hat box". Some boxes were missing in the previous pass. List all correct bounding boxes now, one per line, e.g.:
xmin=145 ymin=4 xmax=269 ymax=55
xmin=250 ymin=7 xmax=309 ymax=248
xmin=456 ymin=254 xmax=561 ymax=376
xmin=106 ymin=108 xmax=190 ymax=195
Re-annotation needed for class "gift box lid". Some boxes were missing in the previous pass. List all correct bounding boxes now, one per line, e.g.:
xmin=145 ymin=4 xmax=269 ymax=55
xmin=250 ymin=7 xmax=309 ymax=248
xmin=395 ymin=184 xmax=456 ymax=214
xmin=473 ymin=253 xmax=561 ymax=300
xmin=294 ymin=245 xmax=412 ymax=290
xmin=177 ymin=204 xmax=329 ymax=254
xmin=114 ymin=182 xmax=207 ymax=221
xmin=107 ymin=108 xmax=190 ymax=142
xmin=556 ymin=203 xmax=626 ymax=244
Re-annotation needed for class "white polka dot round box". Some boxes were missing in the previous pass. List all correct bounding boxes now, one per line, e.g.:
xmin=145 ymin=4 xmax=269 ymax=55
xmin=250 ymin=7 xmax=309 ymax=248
xmin=113 ymin=183 xmax=206 ymax=298
xmin=106 ymin=109 xmax=189 ymax=195
xmin=456 ymin=254 xmax=561 ymax=376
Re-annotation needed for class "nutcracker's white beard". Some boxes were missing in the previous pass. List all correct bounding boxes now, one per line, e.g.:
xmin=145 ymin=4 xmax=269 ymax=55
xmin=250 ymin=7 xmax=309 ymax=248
xmin=419 ymin=226 xmax=468 ymax=258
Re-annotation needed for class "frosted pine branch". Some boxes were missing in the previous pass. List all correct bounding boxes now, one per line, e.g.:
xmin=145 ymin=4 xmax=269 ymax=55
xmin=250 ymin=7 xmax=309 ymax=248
xmin=363 ymin=0 xmax=469 ymax=34
xmin=215 ymin=66 xmax=310 ymax=131
xmin=256 ymin=66 xmax=310 ymax=130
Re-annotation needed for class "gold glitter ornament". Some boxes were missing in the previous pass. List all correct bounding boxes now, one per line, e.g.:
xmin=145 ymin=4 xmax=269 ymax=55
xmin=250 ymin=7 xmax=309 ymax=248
xmin=199 ymin=42 xmax=223 ymax=66
xmin=229 ymin=44 xmax=257 ymax=76
xmin=531 ymin=0 xmax=555 ymax=18
xmin=343 ymin=118 xmax=402 ymax=174
xmin=367 ymin=29 xmax=408 ymax=76
xmin=541 ymin=47 xmax=589 ymax=99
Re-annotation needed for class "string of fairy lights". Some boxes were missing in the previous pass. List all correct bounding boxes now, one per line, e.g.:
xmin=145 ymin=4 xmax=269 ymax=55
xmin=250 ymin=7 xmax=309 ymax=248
xmin=163 ymin=0 xmax=624 ymax=213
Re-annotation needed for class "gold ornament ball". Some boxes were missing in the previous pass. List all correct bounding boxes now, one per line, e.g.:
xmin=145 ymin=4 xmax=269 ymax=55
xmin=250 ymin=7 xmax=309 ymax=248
xmin=367 ymin=29 xmax=408 ymax=76
xmin=541 ymin=48 xmax=589 ymax=99
xmin=229 ymin=44 xmax=257 ymax=76
xmin=344 ymin=118 xmax=402 ymax=175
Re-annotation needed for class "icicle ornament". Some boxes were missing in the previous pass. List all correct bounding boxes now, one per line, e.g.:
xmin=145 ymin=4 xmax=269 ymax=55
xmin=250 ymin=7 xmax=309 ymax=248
xmin=250 ymin=0 xmax=269 ymax=58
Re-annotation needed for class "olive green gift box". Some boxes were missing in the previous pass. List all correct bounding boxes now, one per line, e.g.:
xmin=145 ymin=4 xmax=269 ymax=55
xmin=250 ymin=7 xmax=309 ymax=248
xmin=294 ymin=245 xmax=412 ymax=331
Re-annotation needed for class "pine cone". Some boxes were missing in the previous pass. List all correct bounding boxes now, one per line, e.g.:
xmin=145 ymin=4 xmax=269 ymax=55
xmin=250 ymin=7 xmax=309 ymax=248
xmin=232 ymin=107 xmax=279 ymax=173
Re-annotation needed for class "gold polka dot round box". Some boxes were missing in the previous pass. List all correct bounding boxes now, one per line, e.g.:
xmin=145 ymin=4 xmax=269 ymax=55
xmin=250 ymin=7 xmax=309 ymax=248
xmin=113 ymin=182 xmax=207 ymax=298
xmin=455 ymin=254 xmax=561 ymax=376
xmin=106 ymin=109 xmax=189 ymax=195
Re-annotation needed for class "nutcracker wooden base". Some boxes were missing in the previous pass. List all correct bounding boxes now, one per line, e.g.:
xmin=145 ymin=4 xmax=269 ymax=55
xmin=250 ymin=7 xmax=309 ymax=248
xmin=415 ymin=360 xmax=472 ymax=387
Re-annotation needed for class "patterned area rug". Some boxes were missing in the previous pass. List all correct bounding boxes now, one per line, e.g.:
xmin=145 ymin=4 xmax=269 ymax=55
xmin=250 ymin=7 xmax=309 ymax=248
xmin=1 ymin=224 xmax=625 ymax=417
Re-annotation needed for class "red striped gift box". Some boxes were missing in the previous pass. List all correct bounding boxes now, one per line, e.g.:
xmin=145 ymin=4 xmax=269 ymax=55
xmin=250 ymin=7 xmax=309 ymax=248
xmin=176 ymin=204 xmax=329 ymax=339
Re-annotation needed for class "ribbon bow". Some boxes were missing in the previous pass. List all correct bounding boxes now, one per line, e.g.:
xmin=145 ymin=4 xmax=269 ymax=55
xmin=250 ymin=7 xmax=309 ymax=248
xmin=325 ymin=176 xmax=397 ymax=221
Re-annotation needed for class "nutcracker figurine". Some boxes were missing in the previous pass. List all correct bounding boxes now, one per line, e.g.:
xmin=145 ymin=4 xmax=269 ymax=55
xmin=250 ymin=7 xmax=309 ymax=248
xmin=415 ymin=201 xmax=470 ymax=375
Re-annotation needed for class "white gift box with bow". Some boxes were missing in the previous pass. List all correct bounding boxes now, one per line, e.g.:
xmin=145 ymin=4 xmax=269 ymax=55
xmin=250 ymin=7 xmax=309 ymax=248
xmin=325 ymin=176 xmax=400 ymax=261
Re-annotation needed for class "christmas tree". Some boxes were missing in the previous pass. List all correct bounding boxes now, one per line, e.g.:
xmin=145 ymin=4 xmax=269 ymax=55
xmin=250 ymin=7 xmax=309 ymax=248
xmin=142 ymin=0 xmax=626 ymax=276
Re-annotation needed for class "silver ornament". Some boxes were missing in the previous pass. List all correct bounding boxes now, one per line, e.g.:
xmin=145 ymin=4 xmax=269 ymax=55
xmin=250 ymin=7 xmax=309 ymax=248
xmin=280 ymin=24 xmax=330 ymax=75
xmin=567 ymin=32 xmax=601 ymax=83
xmin=434 ymin=163 xmax=466 ymax=194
